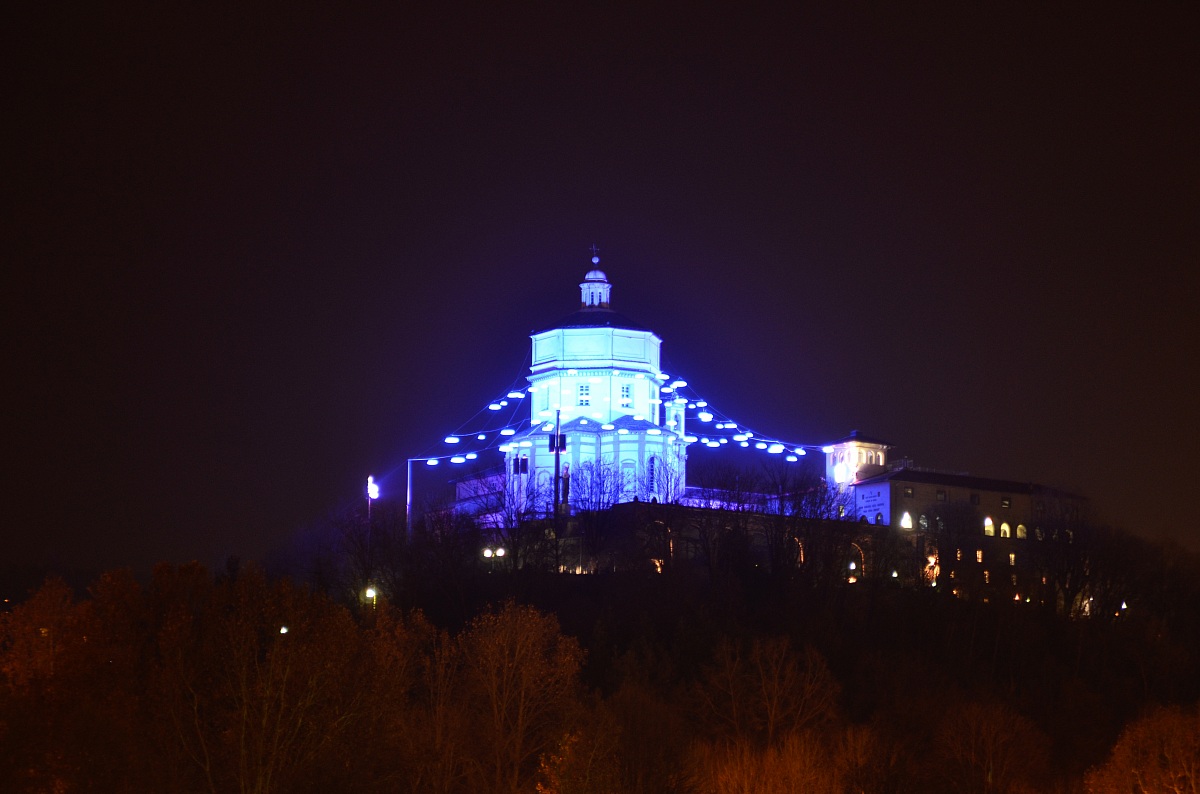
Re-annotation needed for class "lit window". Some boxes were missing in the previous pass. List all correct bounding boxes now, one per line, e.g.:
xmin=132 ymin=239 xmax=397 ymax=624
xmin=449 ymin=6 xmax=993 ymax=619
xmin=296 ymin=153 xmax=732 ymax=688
xmin=875 ymin=512 xmax=884 ymax=524
xmin=1000 ymin=522 xmax=1011 ymax=538
xmin=900 ymin=511 xmax=913 ymax=529
xmin=983 ymin=517 xmax=995 ymax=536
xmin=976 ymin=549 xmax=983 ymax=563
xmin=578 ymin=384 xmax=590 ymax=406
xmin=878 ymin=452 xmax=885 ymax=465
xmin=1008 ymin=553 xmax=1016 ymax=566
xmin=1001 ymin=497 xmax=1012 ymax=509
xmin=956 ymin=548 xmax=962 ymax=561
xmin=1016 ymin=524 xmax=1027 ymax=539
xmin=919 ymin=514 xmax=929 ymax=530
xmin=984 ymin=570 xmax=990 ymax=584
xmin=903 ymin=487 xmax=914 ymax=498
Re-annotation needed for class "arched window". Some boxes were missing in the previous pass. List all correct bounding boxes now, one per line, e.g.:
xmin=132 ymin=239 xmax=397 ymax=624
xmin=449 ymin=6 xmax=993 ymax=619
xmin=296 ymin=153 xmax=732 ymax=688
xmin=875 ymin=512 xmax=884 ymax=524
xmin=983 ymin=517 xmax=995 ymax=536
xmin=900 ymin=511 xmax=913 ymax=529
xmin=1000 ymin=522 xmax=1011 ymax=538
xmin=919 ymin=514 xmax=929 ymax=531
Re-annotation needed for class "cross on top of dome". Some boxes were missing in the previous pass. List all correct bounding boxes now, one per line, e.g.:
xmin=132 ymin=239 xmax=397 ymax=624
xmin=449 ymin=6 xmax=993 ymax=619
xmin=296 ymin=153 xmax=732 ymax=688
xmin=580 ymin=246 xmax=611 ymax=307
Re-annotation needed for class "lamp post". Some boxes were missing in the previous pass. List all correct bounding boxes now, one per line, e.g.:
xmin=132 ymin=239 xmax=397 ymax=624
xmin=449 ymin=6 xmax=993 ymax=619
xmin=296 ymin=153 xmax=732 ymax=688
xmin=482 ymin=546 xmax=506 ymax=572
xmin=366 ymin=475 xmax=380 ymax=588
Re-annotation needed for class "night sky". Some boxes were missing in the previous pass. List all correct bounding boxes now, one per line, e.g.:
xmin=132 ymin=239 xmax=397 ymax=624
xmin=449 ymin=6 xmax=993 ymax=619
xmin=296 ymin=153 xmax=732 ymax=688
xmin=9 ymin=3 xmax=1198 ymax=573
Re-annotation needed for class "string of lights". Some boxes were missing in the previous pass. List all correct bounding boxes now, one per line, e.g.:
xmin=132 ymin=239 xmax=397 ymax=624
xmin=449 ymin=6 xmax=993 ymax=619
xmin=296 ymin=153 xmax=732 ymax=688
xmin=411 ymin=367 xmax=828 ymax=468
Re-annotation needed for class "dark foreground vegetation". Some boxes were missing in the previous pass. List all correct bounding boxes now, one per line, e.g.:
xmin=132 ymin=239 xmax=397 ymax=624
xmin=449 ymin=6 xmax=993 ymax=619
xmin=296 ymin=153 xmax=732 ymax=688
xmin=3 ymin=523 xmax=1199 ymax=793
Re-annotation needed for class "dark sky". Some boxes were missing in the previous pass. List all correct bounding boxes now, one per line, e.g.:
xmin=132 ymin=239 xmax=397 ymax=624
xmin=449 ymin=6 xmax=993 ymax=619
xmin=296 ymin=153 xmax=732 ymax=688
xmin=8 ymin=3 xmax=1198 ymax=573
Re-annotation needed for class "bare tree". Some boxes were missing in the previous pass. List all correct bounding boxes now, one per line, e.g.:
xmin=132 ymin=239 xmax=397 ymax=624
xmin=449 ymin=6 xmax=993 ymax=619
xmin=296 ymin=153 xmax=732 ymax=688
xmin=456 ymin=465 xmax=553 ymax=570
xmin=459 ymin=601 xmax=584 ymax=793
xmin=694 ymin=637 xmax=840 ymax=747
xmin=934 ymin=699 xmax=1049 ymax=794
xmin=1085 ymin=704 xmax=1200 ymax=794
xmin=636 ymin=449 xmax=688 ymax=504
xmin=570 ymin=459 xmax=630 ymax=572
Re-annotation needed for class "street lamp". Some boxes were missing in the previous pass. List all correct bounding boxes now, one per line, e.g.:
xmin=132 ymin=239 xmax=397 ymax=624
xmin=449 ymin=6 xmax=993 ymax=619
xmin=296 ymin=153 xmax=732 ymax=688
xmin=365 ymin=586 xmax=377 ymax=608
xmin=367 ymin=475 xmax=380 ymax=519
xmin=482 ymin=547 xmax=506 ymax=571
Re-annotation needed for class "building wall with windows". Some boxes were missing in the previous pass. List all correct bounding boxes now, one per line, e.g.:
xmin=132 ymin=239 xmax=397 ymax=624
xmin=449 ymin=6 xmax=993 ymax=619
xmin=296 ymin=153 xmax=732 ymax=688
xmin=503 ymin=264 xmax=691 ymax=509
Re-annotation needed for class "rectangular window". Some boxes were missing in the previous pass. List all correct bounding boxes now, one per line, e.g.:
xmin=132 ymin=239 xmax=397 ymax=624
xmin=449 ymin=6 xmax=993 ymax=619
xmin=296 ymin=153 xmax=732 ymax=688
xmin=1001 ymin=497 xmax=1011 ymax=509
xmin=970 ymin=493 xmax=980 ymax=505
xmin=937 ymin=490 xmax=947 ymax=502
xmin=976 ymin=549 xmax=983 ymax=563
xmin=1009 ymin=553 xmax=1016 ymax=566
xmin=578 ymin=384 xmax=590 ymax=406
xmin=903 ymin=487 xmax=914 ymax=498
xmin=620 ymin=384 xmax=632 ymax=407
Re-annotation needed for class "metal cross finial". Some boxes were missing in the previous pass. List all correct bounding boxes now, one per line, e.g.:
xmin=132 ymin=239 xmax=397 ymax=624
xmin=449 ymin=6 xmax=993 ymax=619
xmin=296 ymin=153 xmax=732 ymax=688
xmin=589 ymin=244 xmax=600 ymax=258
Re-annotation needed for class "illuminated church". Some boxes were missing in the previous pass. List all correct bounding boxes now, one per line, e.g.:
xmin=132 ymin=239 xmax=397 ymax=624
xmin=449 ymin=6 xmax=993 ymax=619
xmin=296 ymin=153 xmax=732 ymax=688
xmin=424 ymin=252 xmax=1082 ymax=552
xmin=412 ymin=250 xmax=1091 ymax=603
xmin=496 ymin=258 xmax=690 ymax=510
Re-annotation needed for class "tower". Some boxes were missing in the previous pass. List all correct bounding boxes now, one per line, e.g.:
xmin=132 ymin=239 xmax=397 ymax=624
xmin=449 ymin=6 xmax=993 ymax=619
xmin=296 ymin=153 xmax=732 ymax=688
xmin=824 ymin=430 xmax=891 ymax=486
xmin=504 ymin=255 xmax=690 ymax=511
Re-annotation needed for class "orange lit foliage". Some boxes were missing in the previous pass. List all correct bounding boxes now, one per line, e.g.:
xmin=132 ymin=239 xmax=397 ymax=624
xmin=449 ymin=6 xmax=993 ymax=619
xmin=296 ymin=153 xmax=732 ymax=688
xmin=151 ymin=565 xmax=365 ymax=794
xmin=934 ymin=699 xmax=1049 ymax=794
xmin=685 ymin=731 xmax=841 ymax=794
xmin=459 ymin=600 xmax=584 ymax=794
xmin=0 ymin=572 xmax=155 ymax=791
xmin=536 ymin=694 xmax=621 ymax=794
xmin=1085 ymin=704 xmax=1200 ymax=794
xmin=695 ymin=637 xmax=840 ymax=746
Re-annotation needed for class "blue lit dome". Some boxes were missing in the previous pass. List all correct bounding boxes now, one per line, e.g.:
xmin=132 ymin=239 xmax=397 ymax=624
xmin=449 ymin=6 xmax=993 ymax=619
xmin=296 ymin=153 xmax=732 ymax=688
xmin=584 ymin=269 xmax=608 ymax=281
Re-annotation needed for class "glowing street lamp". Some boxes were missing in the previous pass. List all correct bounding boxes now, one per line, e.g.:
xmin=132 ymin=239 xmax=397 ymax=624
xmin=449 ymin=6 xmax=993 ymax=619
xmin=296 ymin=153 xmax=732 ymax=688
xmin=482 ymin=546 xmax=506 ymax=571
xmin=367 ymin=475 xmax=380 ymax=519
xmin=365 ymin=586 xmax=377 ymax=608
